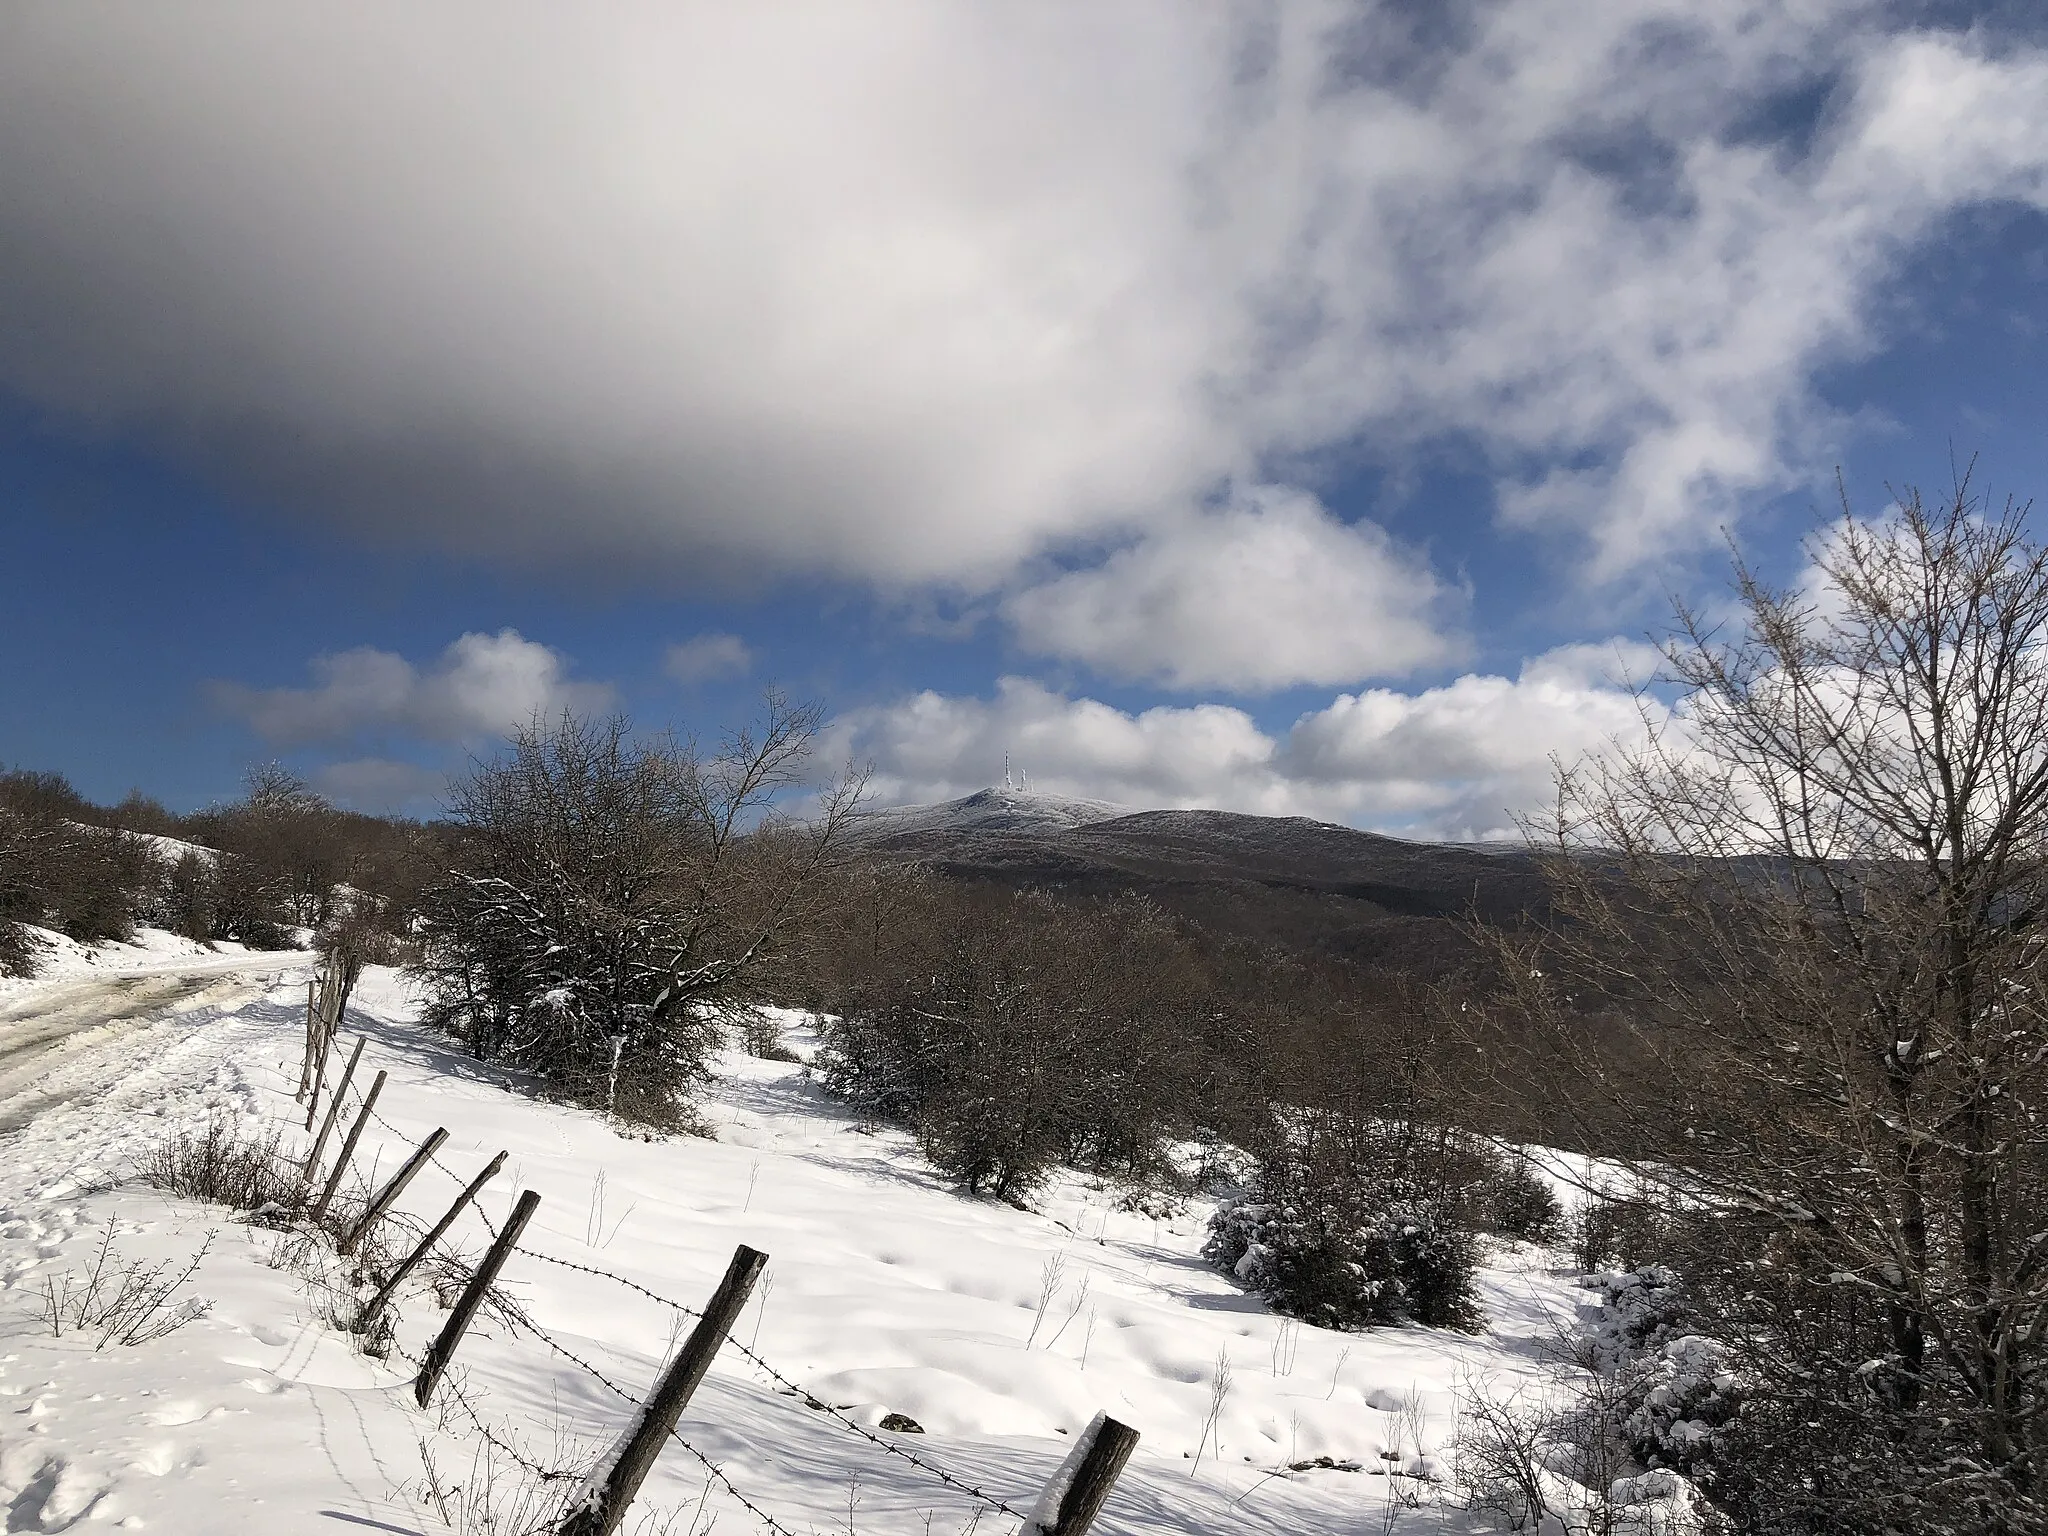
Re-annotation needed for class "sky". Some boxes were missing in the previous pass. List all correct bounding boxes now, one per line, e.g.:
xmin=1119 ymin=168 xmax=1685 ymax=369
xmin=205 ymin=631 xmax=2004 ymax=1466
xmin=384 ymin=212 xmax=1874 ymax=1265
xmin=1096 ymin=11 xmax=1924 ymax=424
xmin=2 ymin=1 xmax=2046 ymax=839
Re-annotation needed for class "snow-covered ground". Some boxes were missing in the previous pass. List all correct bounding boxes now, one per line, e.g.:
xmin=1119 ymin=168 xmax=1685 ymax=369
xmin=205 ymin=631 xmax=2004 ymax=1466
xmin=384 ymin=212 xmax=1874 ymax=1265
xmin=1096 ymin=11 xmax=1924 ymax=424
xmin=0 ymin=936 xmax=1593 ymax=1534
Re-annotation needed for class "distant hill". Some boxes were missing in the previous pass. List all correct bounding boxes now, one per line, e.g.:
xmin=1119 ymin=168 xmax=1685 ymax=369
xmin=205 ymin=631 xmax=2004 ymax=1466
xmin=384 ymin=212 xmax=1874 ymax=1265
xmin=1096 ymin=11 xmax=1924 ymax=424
xmin=853 ymin=789 xmax=1554 ymax=976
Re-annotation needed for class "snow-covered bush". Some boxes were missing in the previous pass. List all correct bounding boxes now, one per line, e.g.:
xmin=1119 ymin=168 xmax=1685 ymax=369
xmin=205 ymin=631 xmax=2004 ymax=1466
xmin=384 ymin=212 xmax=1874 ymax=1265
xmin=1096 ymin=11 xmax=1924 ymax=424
xmin=1474 ymin=1150 xmax=1563 ymax=1243
xmin=1578 ymin=1268 xmax=1740 ymax=1479
xmin=1206 ymin=1192 xmax=1478 ymax=1330
xmin=1205 ymin=1114 xmax=1482 ymax=1330
xmin=411 ymin=705 xmax=859 ymax=1128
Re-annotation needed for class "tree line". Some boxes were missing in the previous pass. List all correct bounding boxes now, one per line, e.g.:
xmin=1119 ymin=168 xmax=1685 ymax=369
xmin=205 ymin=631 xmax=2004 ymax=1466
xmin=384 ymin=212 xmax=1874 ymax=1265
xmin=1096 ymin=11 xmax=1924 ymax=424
xmin=0 ymin=761 xmax=432 ymax=974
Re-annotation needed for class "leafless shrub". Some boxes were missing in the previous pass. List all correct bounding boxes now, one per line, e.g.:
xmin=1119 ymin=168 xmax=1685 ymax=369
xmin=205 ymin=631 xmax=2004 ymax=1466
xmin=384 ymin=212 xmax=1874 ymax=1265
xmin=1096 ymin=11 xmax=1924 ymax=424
xmin=39 ymin=1219 xmax=214 ymax=1348
xmin=1192 ymin=1345 xmax=1234 ymax=1474
xmin=139 ymin=1115 xmax=302 ymax=1215
xmin=737 ymin=1009 xmax=801 ymax=1061
xmin=415 ymin=1429 xmax=580 ymax=1536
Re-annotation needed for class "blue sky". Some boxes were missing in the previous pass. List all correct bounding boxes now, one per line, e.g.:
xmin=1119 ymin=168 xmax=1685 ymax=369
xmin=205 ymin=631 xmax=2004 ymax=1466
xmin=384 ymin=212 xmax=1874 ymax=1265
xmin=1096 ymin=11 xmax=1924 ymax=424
xmin=2 ymin=4 xmax=2046 ymax=838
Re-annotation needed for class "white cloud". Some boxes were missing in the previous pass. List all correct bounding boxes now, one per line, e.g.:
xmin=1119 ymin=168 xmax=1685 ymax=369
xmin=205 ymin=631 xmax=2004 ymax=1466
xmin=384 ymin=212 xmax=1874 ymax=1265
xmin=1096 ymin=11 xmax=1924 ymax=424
xmin=1278 ymin=643 xmax=1664 ymax=836
xmin=1004 ymin=487 xmax=1462 ymax=690
xmin=213 ymin=630 xmax=615 ymax=745
xmin=663 ymin=633 xmax=753 ymax=684
xmin=836 ymin=677 xmax=1280 ymax=813
xmin=0 ymin=6 xmax=2041 ymax=593
xmin=835 ymin=641 xmax=1666 ymax=840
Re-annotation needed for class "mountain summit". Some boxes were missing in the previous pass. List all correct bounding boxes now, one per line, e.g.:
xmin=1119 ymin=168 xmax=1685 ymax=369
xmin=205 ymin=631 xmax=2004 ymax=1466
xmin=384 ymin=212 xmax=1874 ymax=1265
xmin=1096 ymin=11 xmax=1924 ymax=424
xmin=853 ymin=790 xmax=1551 ymax=976
xmin=856 ymin=786 xmax=1134 ymax=838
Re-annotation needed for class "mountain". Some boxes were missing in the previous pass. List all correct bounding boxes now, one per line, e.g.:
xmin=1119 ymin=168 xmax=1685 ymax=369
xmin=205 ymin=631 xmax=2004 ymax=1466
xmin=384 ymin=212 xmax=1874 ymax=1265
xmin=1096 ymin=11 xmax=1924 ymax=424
xmin=855 ymin=785 xmax=1133 ymax=837
xmin=853 ymin=790 xmax=1554 ymax=975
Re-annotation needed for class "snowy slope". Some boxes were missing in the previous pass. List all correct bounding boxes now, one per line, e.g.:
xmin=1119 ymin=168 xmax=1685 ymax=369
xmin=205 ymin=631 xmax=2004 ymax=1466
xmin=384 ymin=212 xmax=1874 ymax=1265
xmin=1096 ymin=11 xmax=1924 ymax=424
xmin=857 ymin=787 xmax=1135 ymax=838
xmin=0 ymin=959 xmax=1591 ymax=1535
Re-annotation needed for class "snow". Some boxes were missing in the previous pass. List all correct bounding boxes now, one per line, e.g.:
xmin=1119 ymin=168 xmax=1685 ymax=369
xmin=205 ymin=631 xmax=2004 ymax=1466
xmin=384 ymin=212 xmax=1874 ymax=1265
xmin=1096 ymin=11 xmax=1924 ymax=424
xmin=109 ymin=830 xmax=221 ymax=869
xmin=857 ymin=788 xmax=1135 ymax=838
xmin=0 ymin=946 xmax=1598 ymax=1535
xmin=0 ymin=925 xmax=270 ymax=1006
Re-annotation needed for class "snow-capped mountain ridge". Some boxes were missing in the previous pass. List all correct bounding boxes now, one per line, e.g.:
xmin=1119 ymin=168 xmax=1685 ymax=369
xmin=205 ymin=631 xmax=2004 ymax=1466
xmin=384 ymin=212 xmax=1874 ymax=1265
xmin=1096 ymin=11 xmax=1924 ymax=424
xmin=857 ymin=786 xmax=1135 ymax=838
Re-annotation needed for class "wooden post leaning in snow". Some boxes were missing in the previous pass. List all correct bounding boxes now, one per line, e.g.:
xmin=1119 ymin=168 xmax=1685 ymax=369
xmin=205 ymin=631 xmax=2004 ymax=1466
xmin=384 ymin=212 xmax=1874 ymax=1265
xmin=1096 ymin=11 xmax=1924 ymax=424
xmin=1021 ymin=1412 xmax=1140 ymax=1536
xmin=415 ymin=1188 xmax=542 ymax=1409
xmin=557 ymin=1244 xmax=770 ymax=1536
xmin=355 ymin=1151 xmax=506 ymax=1337
xmin=339 ymin=1127 xmax=449 ymax=1257
xmin=303 ymin=1035 xmax=366 ymax=1183
xmin=310 ymin=1068 xmax=386 ymax=1223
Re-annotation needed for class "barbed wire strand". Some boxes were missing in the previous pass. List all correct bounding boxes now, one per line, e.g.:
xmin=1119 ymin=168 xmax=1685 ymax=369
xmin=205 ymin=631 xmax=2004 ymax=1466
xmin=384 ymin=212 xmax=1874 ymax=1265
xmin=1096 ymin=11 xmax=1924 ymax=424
xmin=338 ymin=1065 xmax=1028 ymax=1522
xmin=390 ymin=1339 xmax=577 ymax=1483
xmin=396 ymin=1327 xmax=798 ymax=1536
xmin=501 ymin=1252 xmax=1027 ymax=1521
xmin=494 ymin=1297 xmax=803 ymax=1536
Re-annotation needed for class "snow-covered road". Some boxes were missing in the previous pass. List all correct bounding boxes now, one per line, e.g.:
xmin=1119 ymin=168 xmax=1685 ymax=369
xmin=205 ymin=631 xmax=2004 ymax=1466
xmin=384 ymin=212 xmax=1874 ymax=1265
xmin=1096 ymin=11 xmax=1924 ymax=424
xmin=0 ymin=955 xmax=311 ymax=1136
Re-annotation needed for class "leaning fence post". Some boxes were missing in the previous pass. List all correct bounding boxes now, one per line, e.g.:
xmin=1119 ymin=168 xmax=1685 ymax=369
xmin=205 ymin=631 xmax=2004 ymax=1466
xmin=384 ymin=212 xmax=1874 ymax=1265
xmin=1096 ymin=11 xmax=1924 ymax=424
xmin=557 ymin=1244 xmax=770 ymax=1536
xmin=339 ymin=1127 xmax=450 ymax=1257
xmin=311 ymin=1069 xmax=387 ymax=1223
xmin=356 ymin=1151 xmax=506 ymax=1336
xmin=1021 ymin=1411 xmax=1140 ymax=1536
xmin=415 ymin=1188 xmax=542 ymax=1409
xmin=303 ymin=1035 xmax=366 ymax=1182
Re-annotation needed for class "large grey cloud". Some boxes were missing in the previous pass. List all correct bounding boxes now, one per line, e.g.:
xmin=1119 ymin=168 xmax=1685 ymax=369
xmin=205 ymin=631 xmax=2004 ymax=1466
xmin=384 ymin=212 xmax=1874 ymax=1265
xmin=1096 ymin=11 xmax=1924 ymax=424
xmin=2 ymin=4 xmax=2045 ymax=643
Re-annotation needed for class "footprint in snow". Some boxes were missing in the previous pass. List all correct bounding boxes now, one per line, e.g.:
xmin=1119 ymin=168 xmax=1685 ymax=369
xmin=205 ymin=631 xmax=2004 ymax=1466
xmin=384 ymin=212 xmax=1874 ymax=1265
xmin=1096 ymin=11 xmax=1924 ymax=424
xmin=5 ymin=1456 xmax=110 ymax=1533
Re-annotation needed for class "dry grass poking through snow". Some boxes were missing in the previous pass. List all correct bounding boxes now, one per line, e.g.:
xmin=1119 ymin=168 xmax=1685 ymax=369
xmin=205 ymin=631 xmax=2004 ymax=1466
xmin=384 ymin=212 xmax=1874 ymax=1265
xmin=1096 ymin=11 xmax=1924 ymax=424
xmin=137 ymin=1113 xmax=303 ymax=1215
xmin=36 ymin=1216 xmax=214 ymax=1348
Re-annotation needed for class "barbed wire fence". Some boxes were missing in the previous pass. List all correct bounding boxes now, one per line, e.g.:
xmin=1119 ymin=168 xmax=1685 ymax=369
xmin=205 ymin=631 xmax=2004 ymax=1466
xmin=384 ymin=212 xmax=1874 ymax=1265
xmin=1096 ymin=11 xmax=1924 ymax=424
xmin=289 ymin=980 xmax=1139 ymax=1536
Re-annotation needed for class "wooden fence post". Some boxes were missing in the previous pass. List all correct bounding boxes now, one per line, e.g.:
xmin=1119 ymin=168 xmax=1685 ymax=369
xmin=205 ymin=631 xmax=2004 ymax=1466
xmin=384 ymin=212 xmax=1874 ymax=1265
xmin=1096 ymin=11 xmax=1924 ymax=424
xmin=304 ymin=1014 xmax=335 ymax=1132
xmin=415 ymin=1188 xmax=542 ymax=1409
xmin=303 ymin=1036 xmax=366 ymax=1182
xmin=339 ymin=1127 xmax=450 ymax=1256
xmin=1021 ymin=1411 xmax=1140 ymax=1536
xmin=557 ymin=1244 xmax=769 ymax=1536
xmin=356 ymin=1151 xmax=506 ymax=1336
xmin=310 ymin=1069 xmax=386 ymax=1223
xmin=297 ymin=979 xmax=318 ymax=1100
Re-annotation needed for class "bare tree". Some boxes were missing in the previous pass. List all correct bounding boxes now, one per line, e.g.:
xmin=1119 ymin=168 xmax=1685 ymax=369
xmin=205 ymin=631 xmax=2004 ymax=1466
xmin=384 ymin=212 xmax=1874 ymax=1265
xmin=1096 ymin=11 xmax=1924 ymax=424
xmin=412 ymin=698 xmax=862 ymax=1126
xmin=1476 ymin=479 xmax=2048 ymax=1531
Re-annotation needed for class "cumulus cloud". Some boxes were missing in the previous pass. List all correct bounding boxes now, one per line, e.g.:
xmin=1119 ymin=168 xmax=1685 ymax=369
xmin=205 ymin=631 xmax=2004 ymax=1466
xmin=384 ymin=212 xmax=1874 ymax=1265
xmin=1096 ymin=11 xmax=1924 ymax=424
xmin=835 ymin=641 xmax=1665 ymax=840
xmin=1005 ymin=487 xmax=1463 ymax=690
xmin=0 ymin=5 xmax=2043 ymax=595
xmin=663 ymin=633 xmax=753 ymax=684
xmin=213 ymin=630 xmax=614 ymax=745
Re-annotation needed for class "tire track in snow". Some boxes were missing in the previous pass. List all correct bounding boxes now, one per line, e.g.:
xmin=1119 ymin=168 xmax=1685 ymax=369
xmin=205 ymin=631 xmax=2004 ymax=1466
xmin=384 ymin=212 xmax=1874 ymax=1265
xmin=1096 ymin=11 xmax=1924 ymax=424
xmin=0 ymin=956 xmax=314 ymax=1148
